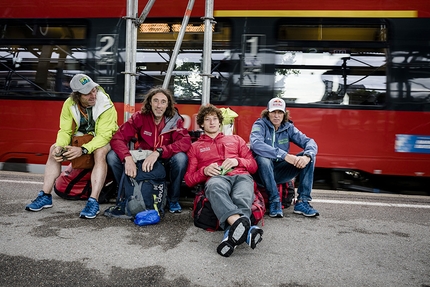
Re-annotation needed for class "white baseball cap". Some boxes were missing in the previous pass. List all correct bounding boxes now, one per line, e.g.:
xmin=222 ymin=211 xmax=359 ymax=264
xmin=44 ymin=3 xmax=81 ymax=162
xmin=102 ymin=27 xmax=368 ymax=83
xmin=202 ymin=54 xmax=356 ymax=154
xmin=70 ymin=74 xmax=99 ymax=94
xmin=267 ymin=98 xmax=286 ymax=113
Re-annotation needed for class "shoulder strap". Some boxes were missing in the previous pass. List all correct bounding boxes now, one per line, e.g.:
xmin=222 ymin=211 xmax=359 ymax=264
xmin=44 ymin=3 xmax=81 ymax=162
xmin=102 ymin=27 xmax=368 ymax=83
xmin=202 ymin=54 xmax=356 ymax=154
xmin=64 ymin=169 xmax=91 ymax=195
xmin=72 ymin=117 xmax=76 ymax=133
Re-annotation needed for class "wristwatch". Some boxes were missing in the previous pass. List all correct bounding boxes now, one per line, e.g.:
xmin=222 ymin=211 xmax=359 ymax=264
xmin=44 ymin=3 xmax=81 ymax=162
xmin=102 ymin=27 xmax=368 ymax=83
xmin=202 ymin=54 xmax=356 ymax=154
xmin=81 ymin=147 xmax=89 ymax=155
xmin=156 ymin=147 xmax=163 ymax=157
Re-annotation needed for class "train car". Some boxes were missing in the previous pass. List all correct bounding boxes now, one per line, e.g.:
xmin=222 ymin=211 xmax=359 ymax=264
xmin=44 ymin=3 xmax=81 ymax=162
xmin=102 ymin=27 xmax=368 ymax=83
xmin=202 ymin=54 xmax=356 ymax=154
xmin=1 ymin=0 xmax=429 ymax=192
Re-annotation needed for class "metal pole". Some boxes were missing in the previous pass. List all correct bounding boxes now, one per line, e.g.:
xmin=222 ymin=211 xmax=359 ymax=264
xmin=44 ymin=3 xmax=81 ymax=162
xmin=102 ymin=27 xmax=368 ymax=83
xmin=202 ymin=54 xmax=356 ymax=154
xmin=201 ymin=0 xmax=214 ymax=105
xmin=129 ymin=0 xmax=137 ymax=120
xmin=123 ymin=0 xmax=132 ymax=122
xmin=137 ymin=0 xmax=156 ymax=25
xmin=123 ymin=0 xmax=138 ymax=122
xmin=162 ymin=0 xmax=195 ymax=89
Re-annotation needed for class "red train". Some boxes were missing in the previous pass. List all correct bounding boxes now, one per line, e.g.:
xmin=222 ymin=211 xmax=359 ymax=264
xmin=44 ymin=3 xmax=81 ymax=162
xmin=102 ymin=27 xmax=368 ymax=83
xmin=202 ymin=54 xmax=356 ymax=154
xmin=1 ymin=0 xmax=429 ymax=193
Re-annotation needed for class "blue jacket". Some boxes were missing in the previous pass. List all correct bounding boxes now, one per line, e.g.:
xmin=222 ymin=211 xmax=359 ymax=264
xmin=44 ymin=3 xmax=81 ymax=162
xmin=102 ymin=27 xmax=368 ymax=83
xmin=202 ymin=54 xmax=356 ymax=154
xmin=250 ymin=117 xmax=318 ymax=162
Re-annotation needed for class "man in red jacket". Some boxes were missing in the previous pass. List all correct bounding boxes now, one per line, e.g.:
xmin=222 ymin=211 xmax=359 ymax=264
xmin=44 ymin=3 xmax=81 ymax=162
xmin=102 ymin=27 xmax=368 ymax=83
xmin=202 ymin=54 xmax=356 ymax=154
xmin=105 ymin=86 xmax=191 ymax=215
xmin=185 ymin=104 xmax=264 ymax=257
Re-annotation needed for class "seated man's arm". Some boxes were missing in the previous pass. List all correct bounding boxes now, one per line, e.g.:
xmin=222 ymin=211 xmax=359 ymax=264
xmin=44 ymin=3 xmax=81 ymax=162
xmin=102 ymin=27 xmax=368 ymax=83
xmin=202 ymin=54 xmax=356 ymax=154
xmin=161 ymin=126 xmax=192 ymax=159
xmin=184 ymin=147 xmax=208 ymax=187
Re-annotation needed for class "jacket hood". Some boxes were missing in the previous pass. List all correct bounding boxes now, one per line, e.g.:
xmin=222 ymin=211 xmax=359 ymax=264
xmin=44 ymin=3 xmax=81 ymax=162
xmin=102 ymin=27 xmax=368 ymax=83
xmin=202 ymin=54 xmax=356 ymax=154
xmin=197 ymin=132 xmax=224 ymax=142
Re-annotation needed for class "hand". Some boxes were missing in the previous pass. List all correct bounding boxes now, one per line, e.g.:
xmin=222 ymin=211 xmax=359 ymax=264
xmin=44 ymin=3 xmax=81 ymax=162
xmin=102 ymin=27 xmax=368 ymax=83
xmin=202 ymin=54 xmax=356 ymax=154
xmin=53 ymin=146 xmax=67 ymax=162
xmin=124 ymin=156 xmax=137 ymax=178
xmin=57 ymin=145 xmax=80 ymax=161
xmin=204 ymin=163 xmax=221 ymax=177
xmin=293 ymin=155 xmax=310 ymax=169
xmin=220 ymin=158 xmax=238 ymax=173
xmin=141 ymin=151 xmax=159 ymax=173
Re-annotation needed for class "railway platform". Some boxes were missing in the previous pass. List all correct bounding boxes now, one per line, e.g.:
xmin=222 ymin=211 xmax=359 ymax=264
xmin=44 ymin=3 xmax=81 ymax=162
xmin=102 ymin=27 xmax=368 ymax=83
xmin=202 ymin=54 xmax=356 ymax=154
xmin=1 ymin=171 xmax=429 ymax=287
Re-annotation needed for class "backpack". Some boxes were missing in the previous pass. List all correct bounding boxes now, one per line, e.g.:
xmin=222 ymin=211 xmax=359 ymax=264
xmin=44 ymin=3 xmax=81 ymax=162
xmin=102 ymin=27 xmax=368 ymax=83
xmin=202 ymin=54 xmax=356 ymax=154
xmin=54 ymin=164 xmax=116 ymax=203
xmin=117 ymin=160 xmax=167 ymax=218
xmin=192 ymin=181 xmax=266 ymax=232
xmin=259 ymin=180 xmax=296 ymax=209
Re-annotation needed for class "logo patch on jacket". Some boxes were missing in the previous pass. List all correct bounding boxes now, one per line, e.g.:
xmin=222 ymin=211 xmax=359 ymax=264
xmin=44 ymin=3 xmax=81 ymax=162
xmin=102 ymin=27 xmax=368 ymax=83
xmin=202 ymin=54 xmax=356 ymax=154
xmin=200 ymin=147 xmax=210 ymax=153
xmin=278 ymin=138 xmax=289 ymax=144
xmin=143 ymin=131 xmax=152 ymax=136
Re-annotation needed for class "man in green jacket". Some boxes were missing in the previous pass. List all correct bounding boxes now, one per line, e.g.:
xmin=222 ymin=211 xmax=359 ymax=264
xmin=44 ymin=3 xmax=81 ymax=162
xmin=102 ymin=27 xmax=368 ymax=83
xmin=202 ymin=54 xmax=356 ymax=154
xmin=25 ymin=74 xmax=118 ymax=219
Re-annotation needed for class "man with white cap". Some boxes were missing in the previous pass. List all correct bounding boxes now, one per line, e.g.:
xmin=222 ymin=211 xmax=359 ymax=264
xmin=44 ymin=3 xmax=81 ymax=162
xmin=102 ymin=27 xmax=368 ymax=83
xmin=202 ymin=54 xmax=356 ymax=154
xmin=250 ymin=97 xmax=319 ymax=218
xmin=25 ymin=74 xmax=118 ymax=219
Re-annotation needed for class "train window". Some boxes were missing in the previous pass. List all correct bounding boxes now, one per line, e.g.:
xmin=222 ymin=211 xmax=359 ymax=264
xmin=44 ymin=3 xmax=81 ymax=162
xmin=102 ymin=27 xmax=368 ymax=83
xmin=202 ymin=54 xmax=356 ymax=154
xmin=278 ymin=24 xmax=386 ymax=42
xmin=135 ymin=20 xmax=232 ymax=102
xmin=0 ymin=45 xmax=87 ymax=98
xmin=389 ymin=51 xmax=430 ymax=110
xmin=0 ymin=23 xmax=86 ymax=40
xmin=274 ymin=50 xmax=387 ymax=105
xmin=0 ymin=20 xmax=88 ymax=99
xmin=275 ymin=23 xmax=388 ymax=106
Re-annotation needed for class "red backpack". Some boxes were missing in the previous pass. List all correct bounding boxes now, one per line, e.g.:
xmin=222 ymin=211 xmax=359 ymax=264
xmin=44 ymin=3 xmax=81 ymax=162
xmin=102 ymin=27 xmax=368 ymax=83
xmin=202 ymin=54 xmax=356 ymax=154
xmin=54 ymin=164 xmax=116 ymax=203
xmin=192 ymin=182 xmax=266 ymax=231
xmin=259 ymin=180 xmax=296 ymax=209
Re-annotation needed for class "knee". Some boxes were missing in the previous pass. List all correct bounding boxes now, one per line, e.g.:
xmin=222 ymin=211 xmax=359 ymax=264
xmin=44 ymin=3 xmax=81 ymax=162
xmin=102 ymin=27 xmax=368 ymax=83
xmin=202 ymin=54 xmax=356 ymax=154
xmin=106 ymin=150 xmax=119 ymax=165
xmin=255 ymin=156 xmax=272 ymax=170
xmin=93 ymin=145 xmax=110 ymax=162
xmin=48 ymin=144 xmax=56 ymax=157
xmin=171 ymin=152 xmax=188 ymax=169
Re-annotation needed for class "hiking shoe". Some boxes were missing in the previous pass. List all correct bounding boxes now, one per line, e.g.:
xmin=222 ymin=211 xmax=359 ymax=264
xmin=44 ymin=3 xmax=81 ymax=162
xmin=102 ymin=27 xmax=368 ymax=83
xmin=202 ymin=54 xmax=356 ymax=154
xmin=79 ymin=197 xmax=100 ymax=219
xmin=228 ymin=215 xmax=251 ymax=245
xmin=283 ymin=191 xmax=295 ymax=208
xmin=25 ymin=191 xmax=52 ymax=212
xmin=169 ymin=201 xmax=182 ymax=213
xmin=103 ymin=205 xmax=132 ymax=219
xmin=269 ymin=201 xmax=284 ymax=218
xmin=217 ymin=228 xmax=236 ymax=257
xmin=246 ymin=226 xmax=264 ymax=249
xmin=294 ymin=201 xmax=320 ymax=217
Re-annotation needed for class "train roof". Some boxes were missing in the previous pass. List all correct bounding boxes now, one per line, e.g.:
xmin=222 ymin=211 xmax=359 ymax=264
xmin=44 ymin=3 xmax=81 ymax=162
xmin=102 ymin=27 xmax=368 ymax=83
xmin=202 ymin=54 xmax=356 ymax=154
xmin=1 ymin=0 xmax=429 ymax=19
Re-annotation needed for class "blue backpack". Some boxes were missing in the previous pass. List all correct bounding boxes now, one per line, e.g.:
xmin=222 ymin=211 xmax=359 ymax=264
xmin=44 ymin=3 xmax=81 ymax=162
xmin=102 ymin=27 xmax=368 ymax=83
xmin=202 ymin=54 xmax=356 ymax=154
xmin=117 ymin=160 xmax=167 ymax=218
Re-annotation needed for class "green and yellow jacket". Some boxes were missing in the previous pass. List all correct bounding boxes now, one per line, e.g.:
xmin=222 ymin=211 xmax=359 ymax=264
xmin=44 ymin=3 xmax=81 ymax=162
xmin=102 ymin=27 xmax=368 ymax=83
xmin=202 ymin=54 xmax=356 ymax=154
xmin=55 ymin=87 xmax=118 ymax=154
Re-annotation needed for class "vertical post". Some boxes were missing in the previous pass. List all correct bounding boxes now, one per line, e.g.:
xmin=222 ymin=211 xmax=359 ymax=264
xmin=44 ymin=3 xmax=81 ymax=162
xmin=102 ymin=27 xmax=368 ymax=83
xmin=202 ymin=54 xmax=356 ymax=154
xmin=124 ymin=0 xmax=138 ymax=122
xmin=201 ymin=0 xmax=214 ymax=105
xmin=129 ymin=0 xmax=138 ymax=121
xmin=162 ymin=0 xmax=196 ymax=89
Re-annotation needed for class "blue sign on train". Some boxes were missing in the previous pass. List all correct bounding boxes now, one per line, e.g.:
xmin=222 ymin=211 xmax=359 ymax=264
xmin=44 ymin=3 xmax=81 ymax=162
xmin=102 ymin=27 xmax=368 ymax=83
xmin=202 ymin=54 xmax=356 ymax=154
xmin=395 ymin=134 xmax=430 ymax=154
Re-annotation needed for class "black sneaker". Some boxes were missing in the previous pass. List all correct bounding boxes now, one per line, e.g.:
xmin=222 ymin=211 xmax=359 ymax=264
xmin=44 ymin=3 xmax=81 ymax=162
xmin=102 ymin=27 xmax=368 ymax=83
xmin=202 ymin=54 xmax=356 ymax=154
xmin=103 ymin=205 xmax=132 ymax=219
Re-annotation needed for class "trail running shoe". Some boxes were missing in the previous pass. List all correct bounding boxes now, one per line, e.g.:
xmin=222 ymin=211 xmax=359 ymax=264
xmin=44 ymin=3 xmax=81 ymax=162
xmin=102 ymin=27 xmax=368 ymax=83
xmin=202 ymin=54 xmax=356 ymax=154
xmin=293 ymin=201 xmax=320 ymax=217
xmin=269 ymin=201 xmax=284 ymax=218
xmin=217 ymin=228 xmax=236 ymax=257
xmin=25 ymin=191 xmax=52 ymax=212
xmin=246 ymin=226 xmax=264 ymax=249
xmin=79 ymin=197 xmax=100 ymax=219
xmin=228 ymin=215 xmax=250 ymax=245
xmin=169 ymin=201 xmax=182 ymax=213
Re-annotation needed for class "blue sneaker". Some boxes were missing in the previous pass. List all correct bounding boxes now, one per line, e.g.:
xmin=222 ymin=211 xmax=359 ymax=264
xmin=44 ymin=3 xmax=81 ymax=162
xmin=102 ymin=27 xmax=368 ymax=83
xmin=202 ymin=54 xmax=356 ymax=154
xmin=217 ymin=228 xmax=236 ymax=257
xmin=294 ymin=201 xmax=319 ymax=217
xmin=169 ymin=201 xmax=182 ymax=213
xmin=269 ymin=201 xmax=283 ymax=218
xmin=246 ymin=226 xmax=264 ymax=249
xmin=216 ymin=216 xmax=250 ymax=257
xmin=79 ymin=197 xmax=100 ymax=219
xmin=25 ymin=191 xmax=52 ymax=212
xmin=229 ymin=215 xmax=251 ymax=245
